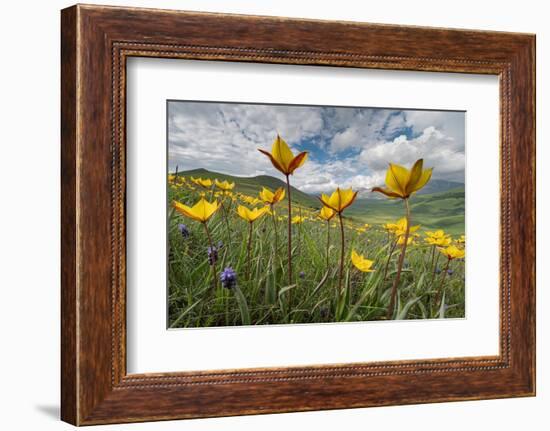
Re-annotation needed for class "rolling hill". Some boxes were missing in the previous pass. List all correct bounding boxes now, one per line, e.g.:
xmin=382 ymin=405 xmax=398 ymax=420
xmin=175 ymin=169 xmax=465 ymax=235
xmin=177 ymin=168 xmax=320 ymax=208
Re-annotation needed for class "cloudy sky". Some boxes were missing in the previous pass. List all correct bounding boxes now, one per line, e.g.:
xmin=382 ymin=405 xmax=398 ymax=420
xmin=168 ymin=100 xmax=465 ymax=195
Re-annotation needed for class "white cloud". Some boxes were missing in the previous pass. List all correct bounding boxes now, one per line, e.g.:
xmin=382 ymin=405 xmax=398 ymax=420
xmin=168 ymin=101 xmax=465 ymax=195
xmin=360 ymin=126 xmax=465 ymax=182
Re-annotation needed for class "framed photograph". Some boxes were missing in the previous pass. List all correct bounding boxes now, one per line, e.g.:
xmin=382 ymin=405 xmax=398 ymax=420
xmin=61 ymin=4 xmax=535 ymax=425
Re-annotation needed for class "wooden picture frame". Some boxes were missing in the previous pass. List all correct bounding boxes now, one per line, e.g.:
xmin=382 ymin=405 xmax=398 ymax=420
xmin=61 ymin=4 xmax=535 ymax=425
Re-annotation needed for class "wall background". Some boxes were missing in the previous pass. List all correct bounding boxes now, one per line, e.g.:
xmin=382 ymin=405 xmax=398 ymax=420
xmin=0 ymin=0 xmax=546 ymax=429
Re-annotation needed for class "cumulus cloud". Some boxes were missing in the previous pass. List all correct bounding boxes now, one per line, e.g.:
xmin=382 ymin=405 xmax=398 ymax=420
xmin=168 ymin=100 xmax=465 ymax=195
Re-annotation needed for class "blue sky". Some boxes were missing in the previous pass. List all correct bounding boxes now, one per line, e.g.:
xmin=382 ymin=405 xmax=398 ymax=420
xmin=168 ymin=101 xmax=465 ymax=195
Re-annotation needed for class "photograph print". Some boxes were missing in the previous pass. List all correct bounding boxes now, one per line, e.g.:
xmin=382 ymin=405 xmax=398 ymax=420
xmin=167 ymin=100 xmax=466 ymax=328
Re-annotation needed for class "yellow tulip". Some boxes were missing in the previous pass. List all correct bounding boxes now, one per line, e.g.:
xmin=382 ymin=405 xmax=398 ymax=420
xmin=438 ymin=245 xmax=465 ymax=260
xmin=372 ymin=159 xmax=432 ymax=199
xmin=351 ymin=250 xmax=375 ymax=272
xmin=394 ymin=217 xmax=420 ymax=237
xmin=319 ymin=187 xmax=358 ymax=214
xmin=397 ymin=235 xmax=414 ymax=246
xmin=237 ymin=205 xmax=269 ymax=223
xmin=191 ymin=177 xmax=213 ymax=188
xmin=259 ymin=186 xmax=285 ymax=205
xmin=455 ymin=235 xmax=466 ymax=244
xmin=172 ymin=198 xmax=219 ymax=223
xmin=291 ymin=215 xmax=307 ymax=224
xmin=319 ymin=206 xmax=335 ymax=221
xmin=425 ymin=229 xmax=452 ymax=246
xmin=214 ymin=179 xmax=235 ymax=191
xmin=258 ymin=134 xmax=308 ymax=176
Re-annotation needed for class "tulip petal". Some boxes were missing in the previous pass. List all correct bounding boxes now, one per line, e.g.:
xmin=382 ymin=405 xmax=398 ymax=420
xmin=258 ymin=149 xmax=286 ymax=174
xmin=319 ymin=194 xmax=338 ymax=212
xmin=339 ymin=188 xmax=358 ymax=211
xmin=173 ymin=201 xmax=201 ymax=222
xmin=372 ymin=187 xmax=402 ymax=199
xmin=271 ymin=135 xmax=295 ymax=172
xmin=411 ymin=168 xmax=433 ymax=193
xmin=386 ymin=163 xmax=409 ymax=196
xmin=406 ymin=159 xmax=424 ymax=195
xmin=288 ymin=151 xmax=308 ymax=174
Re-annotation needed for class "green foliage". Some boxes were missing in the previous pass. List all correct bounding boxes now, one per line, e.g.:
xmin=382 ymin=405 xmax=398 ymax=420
xmin=167 ymin=174 xmax=465 ymax=328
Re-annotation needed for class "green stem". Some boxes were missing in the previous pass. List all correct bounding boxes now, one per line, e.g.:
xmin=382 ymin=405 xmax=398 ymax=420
xmin=383 ymin=239 xmax=398 ymax=282
xmin=386 ymin=198 xmax=411 ymax=319
xmin=222 ymin=198 xmax=232 ymax=244
xmin=431 ymin=253 xmax=441 ymax=286
xmin=435 ymin=258 xmax=451 ymax=311
xmin=429 ymin=244 xmax=436 ymax=271
xmin=285 ymin=174 xmax=293 ymax=286
xmin=326 ymin=220 xmax=331 ymax=270
xmin=246 ymin=222 xmax=253 ymax=280
xmin=203 ymin=222 xmax=218 ymax=290
xmin=271 ymin=205 xmax=279 ymax=263
xmin=338 ymin=212 xmax=345 ymax=295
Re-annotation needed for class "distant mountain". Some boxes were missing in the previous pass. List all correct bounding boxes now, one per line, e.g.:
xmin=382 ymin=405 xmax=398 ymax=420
xmin=176 ymin=168 xmax=320 ymax=208
xmin=415 ymin=179 xmax=465 ymax=195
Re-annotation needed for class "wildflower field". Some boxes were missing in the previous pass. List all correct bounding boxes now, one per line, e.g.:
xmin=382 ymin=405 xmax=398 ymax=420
xmin=168 ymin=136 xmax=466 ymax=328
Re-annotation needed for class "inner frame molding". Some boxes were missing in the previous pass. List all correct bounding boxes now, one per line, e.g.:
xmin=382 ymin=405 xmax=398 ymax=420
xmin=61 ymin=4 xmax=534 ymax=425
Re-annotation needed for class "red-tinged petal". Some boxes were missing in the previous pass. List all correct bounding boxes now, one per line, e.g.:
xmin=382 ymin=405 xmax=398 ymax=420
xmin=287 ymin=152 xmax=308 ymax=174
xmin=372 ymin=187 xmax=402 ymax=199
xmin=258 ymin=148 xmax=287 ymax=174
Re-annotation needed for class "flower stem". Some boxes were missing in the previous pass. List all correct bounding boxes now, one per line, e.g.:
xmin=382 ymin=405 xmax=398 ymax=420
xmin=246 ymin=222 xmax=253 ymax=280
xmin=383 ymin=239 xmax=398 ymax=282
xmin=271 ymin=206 xmax=279 ymax=263
xmin=431 ymin=253 xmax=441 ymax=286
xmin=434 ymin=258 xmax=451 ymax=311
xmin=285 ymin=174 xmax=293 ymax=286
xmin=429 ymin=244 xmax=436 ymax=271
xmin=338 ymin=212 xmax=345 ymax=295
xmin=203 ymin=222 xmax=217 ymax=290
xmin=386 ymin=198 xmax=411 ymax=319
xmin=326 ymin=220 xmax=331 ymax=270
xmin=222 ymin=198 xmax=232 ymax=244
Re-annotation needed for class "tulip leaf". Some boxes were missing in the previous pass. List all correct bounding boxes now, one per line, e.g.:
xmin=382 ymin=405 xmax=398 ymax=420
xmin=169 ymin=299 xmax=202 ymax=328
xmin=233 ymin=286 xmax=251 ymax=325
xmin=438 ymin=291 xmax=446 ymax=319
xmin=396 ymin=296 xmax=423 ymax=320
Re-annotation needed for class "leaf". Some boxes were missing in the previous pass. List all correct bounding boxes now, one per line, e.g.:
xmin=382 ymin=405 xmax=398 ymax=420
xmin=233 ymin=286 xmax=251 ymax=325
xmin=310 ymin=270 xmax=329 ymax=298
xmin=278 ymin=284 xmax=298 ymax=298
xmin=169 ymin=299 xmax=202 ymax=328
xmin=396 ymin=296 xmax=423 ymax=320
xmin=345 ymin=272 xmax=380 ymax=321
xmin=438 ymin=291 xmax=446 ymax=319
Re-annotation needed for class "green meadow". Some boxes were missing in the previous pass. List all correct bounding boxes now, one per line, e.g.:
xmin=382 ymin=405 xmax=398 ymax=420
xmin=167 ymin=170 xmax=465 ymax=328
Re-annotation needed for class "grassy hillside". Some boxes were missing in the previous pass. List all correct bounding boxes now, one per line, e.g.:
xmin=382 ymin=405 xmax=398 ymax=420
xmin=347 ymin=187 xmax=465 ymax=234
xmin=177 ymin=168 xmax=320 ymax=208
xmin=175 ymin=169 xmax=465 ymax=234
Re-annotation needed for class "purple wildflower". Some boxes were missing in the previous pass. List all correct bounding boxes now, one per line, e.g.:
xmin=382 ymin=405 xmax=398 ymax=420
xmin=299 ymin=271 xmax=305 ymax=279
xmin=178 ymin=223 xmax=190 ymax=238
xmin=220 ymin=267 xmax=237 ymax=289
xmin=447 ymin=269 xmax=454 ymax=276
xmin=435 ymin=267 xmax=442 ymax=274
